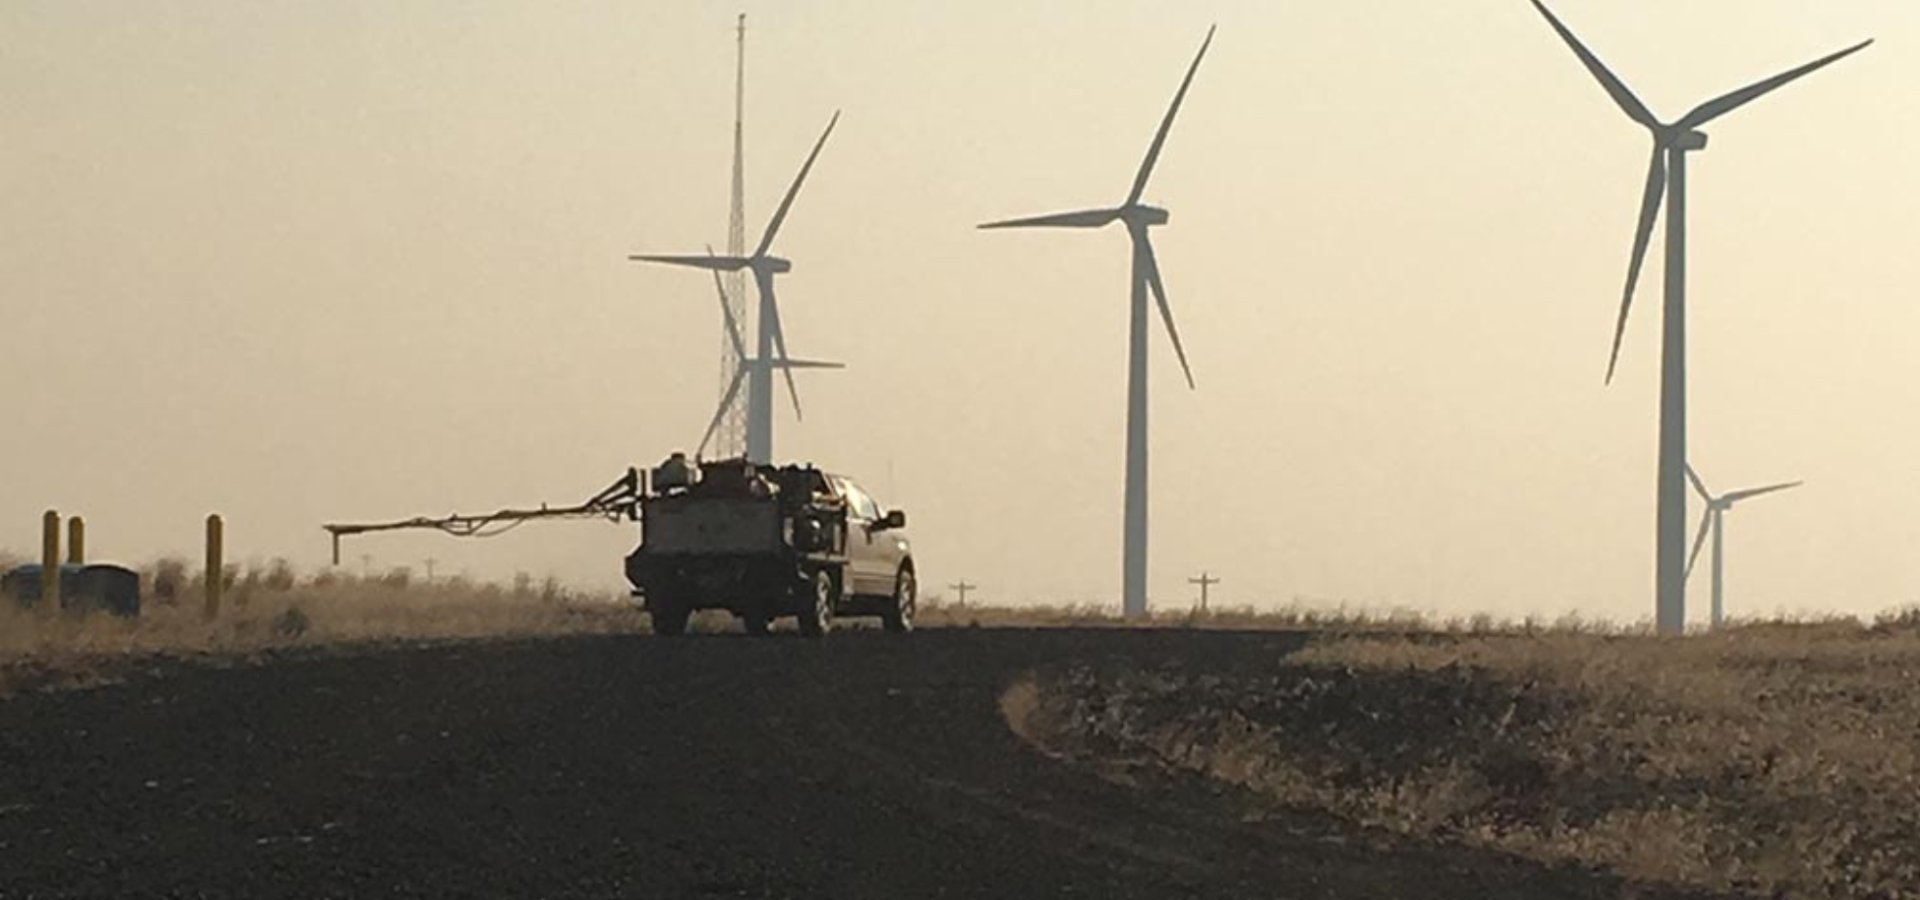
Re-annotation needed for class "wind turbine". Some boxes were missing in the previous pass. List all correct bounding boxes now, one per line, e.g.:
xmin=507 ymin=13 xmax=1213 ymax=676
xmin=1529 ymin=1 xmax=1868 ymax=635
xmin=1686 ymin=465 xmax=1801 ymax=630
xmin=632 ymin=112 xmax=843 ymax=464
xmin=691 ymin=248 xmax=842 ymax=458
xmin=979 ymin=26 xmax=1215 ymax=619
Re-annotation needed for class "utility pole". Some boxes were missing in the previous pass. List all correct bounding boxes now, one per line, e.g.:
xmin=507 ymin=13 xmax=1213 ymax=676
xmin=423 ymin=557 xmax=437 ymax=584
xmin=1189 ymin=571 xmax=1219 ymax=612
xmin=948 ymin=580 xmax=976 ymax=607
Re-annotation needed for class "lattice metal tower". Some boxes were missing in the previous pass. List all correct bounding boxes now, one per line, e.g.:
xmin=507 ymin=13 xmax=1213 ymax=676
xmin=714 ymin=13 xmax=750 ymax=458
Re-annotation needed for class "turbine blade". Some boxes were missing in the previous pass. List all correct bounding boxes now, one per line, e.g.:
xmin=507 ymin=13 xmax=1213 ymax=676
xmin=1126 ymin=25 xmax=1216 ymax=207
xmin=1685 ymin=509 xmax=1713 ymax=581
xmin=698 ymin=366 xmax=748 ymax=458
xmin=1678 ymin=40 xmax=1873 ymax=130
xmin=706 ymin=245 xmax=748 ymax=361
xmin=771 ymin=359 xmax=845 ymax=370
xmin=978 ymin=208 xmax=1120 ymax=230
xmin=1138 ymin=233 xmax=1195 ymax=390
xmin=762 ymin=281 xmax=804 ymax=422
xmin=1686 ymin=462 xmax=1711 ymax=503
xmin=754 ymin=111 xmax=840 ymax=258
xmin=1608 ymin=146 xmax=1666 ymax=384
xmin=631 ymin=254 xmax=749 ymax=271
xmin=1529 ymin=0 xmax=1660 ymax=130
xmin=1723 ymin=481 xmax=1804 ymax=505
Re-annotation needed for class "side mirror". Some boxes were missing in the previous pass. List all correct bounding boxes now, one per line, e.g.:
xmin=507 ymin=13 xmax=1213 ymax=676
xmin=880 ymin=510 xmax=907 ymax=531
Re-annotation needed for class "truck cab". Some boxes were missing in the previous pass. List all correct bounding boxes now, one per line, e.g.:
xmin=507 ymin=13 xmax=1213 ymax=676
xmin=828 ymin=475 xmax=912 ymax=600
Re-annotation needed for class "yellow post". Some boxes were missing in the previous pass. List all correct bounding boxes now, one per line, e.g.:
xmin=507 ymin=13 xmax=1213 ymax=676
xmin=204 ymin=514 xmax=224 ymax=619
xmin=41 ymin=510 xmax=61 ymax=613
xmin=67 ymin=515 xmax=86 ymax=565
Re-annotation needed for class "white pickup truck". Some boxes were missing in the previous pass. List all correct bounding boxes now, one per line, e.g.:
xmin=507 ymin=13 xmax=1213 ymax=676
xmin=624 ymin=455 xmax=915 ymax=637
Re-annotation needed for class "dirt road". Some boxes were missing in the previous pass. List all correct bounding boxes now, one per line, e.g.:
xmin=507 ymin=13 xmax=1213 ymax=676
xmin=0 ymin=630 xmax=1709 ymax=898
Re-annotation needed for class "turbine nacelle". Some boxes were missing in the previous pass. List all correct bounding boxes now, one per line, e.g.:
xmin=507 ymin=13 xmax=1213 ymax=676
xmin=1665 ymin=129 xmax=1710 ymax=151
xmin=1124 ymin=204 xmax=1170 ymax=227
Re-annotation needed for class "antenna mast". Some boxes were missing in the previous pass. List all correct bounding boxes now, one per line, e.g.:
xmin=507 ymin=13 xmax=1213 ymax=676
xmin=716 ymin=12 xmax=750 ymax=457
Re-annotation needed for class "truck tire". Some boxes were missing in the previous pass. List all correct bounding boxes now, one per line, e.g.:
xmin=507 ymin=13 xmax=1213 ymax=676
xmin=650 ymin=597 xmax=690 ymax=637
xmin=795 ymin=570 xmax=836 ymax=638
xmin=882 ymin=566 xmax=916 ymax=634
xmin=741 ymin=609 xmax=771 ymax=637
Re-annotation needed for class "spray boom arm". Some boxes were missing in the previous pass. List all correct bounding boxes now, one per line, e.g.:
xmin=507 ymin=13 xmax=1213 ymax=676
xmin=323 ymin=469 xmax=645 ymax=565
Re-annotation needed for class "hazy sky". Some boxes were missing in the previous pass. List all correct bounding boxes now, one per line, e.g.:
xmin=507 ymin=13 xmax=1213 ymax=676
xmin=5 ymin=1 xmax=1918 ymax=623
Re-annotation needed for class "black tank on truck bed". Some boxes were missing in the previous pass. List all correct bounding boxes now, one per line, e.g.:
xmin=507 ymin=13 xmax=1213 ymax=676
xmin=625 ymin=454 xmax=915 ymax=637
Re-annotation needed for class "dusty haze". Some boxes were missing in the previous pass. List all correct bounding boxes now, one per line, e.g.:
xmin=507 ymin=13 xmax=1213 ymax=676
xmin=4 ymin=1 xmax=1917 ymax=623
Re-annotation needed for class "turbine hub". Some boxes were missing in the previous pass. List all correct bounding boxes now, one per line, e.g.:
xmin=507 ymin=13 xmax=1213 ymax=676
xmin=1124 ymin=205 xmax=1170 ymax=227
xmin=754 ymin=256 xmax=793 ymax=274
xmin=1670 ymin=130 xmax=1709 ymax=152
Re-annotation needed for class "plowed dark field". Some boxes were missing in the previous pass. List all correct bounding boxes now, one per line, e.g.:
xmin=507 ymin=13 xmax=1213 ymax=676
xmin=0 ymin=630 xmax=1714 ymax=899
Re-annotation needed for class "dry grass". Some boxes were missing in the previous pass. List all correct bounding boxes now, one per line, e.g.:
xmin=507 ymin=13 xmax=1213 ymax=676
xmin=1019 ymin=616 xmax=1920 ymax=900
xmin=913 ymin=595 xmax=1601 ymax=634
xmin=0 ymin=558 xmax=646 ymax=697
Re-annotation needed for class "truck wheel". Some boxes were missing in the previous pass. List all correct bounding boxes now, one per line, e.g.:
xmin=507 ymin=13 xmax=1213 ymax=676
xmin=882 ymin=567 xmax=916 ymax=634
xmin=795 ymin=570 xmax=835 ymax=638
xmin=741 ymin=610 xmax=771 ymax=636
xmin=650 ymin=598 xmax=690 ymax=637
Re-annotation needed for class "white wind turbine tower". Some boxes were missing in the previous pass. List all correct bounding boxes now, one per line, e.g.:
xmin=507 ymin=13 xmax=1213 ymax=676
xmin=1686 ymin=464 xmax=1802 ymax=630
xmin=632 ymin=114 xmax=844 ymax=464
xmin=979 ymin=27 xmax=1215 ymax=619
xmin=1529 ymin=0 xmax=1869 ymax=635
